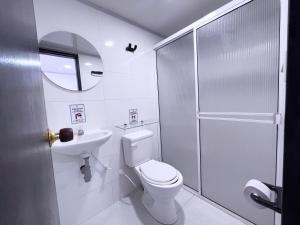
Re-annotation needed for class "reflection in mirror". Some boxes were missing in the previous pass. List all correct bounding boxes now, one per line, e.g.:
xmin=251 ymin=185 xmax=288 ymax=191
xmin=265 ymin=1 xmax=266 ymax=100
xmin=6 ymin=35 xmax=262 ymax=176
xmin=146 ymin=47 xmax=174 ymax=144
xmin=39 ymin=31 xmax=103 ymax=91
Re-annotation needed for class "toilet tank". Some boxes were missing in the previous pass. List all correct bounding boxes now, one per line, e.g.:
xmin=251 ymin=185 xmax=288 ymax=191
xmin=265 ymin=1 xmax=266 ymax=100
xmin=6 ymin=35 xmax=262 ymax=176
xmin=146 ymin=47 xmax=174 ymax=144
xmin=122 ymin=130 xmax=153 ymax=167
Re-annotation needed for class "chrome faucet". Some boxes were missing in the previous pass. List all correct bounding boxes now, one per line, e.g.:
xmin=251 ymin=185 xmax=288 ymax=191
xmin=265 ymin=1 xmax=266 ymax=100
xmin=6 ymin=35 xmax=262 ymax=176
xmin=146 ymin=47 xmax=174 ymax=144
xmin=78 ymin=128 xmax=85 ymax=136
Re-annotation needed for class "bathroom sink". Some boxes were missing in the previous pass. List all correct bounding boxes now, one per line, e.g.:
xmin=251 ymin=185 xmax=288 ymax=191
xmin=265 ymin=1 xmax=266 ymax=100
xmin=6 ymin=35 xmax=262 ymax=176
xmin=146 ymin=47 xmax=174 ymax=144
xmin=52 ymin=129 xmax=112 ymax=157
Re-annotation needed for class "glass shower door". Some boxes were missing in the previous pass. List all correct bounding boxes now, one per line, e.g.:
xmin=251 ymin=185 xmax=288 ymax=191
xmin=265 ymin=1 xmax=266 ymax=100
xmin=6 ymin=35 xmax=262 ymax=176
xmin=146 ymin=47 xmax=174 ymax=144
xmin=157 ymin=32 xmax=199 ymax=191
xmin=197 ymin=0 xmax=280 ymax=224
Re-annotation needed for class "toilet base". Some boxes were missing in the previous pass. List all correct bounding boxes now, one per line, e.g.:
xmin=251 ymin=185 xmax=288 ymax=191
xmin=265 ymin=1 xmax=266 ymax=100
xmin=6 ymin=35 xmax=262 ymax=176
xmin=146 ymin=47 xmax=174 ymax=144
xmin=142 ymin=190 xmax=178 ymax=224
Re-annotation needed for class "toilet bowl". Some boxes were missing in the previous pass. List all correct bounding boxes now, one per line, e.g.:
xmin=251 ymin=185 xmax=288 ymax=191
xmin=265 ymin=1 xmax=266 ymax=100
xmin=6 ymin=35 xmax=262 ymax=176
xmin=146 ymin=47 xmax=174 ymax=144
xmin=122 ymin=130 xmax=183 ymax=224
xmin=135 ymin=160 xmax=183 ymax=224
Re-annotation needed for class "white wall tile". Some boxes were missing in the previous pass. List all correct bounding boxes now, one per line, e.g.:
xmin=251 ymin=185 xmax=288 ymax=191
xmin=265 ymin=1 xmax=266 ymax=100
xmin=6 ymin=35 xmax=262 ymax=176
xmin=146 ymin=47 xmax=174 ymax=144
xmin=45 ymin=101 xmax=108 ymax=131
xmin=43 ymin=78 xmax=105 ymax=102
xmin=33 ymin=0 xmax=162 ymax=224
xmin=104 ymin=99 xmax=159 ymax=126
xmin=57 ymin=181 xmax=115 ymax=225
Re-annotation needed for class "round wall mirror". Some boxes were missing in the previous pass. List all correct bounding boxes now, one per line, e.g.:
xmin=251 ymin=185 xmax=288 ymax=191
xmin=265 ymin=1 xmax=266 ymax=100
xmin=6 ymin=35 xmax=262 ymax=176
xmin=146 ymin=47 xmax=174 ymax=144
xmin=39 ymin=31 xmax=103 ymax=91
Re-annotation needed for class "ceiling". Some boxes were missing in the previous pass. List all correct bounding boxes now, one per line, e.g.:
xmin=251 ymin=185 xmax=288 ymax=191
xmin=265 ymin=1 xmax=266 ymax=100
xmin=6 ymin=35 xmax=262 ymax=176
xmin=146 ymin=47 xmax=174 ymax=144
xmin=78 ymin=0 xmax=232 ymax=37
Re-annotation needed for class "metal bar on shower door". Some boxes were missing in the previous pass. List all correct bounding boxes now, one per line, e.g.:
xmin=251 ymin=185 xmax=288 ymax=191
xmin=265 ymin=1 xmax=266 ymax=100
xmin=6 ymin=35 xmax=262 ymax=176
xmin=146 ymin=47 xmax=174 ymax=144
xmin=197 ymin=112 xmax=281 ymax=125
xmin=197 ymin=116 xmax=279 ymax=125
xmin=198 ymin=112 xmax=275 ymax=116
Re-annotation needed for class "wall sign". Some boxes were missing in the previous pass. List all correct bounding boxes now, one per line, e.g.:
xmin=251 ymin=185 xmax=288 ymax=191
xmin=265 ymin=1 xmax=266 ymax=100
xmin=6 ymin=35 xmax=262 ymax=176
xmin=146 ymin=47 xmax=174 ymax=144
xmin=129 ymin=108 xmax=138 ymax=125
xmin=69 ymin=104 xmax=86 ymax=124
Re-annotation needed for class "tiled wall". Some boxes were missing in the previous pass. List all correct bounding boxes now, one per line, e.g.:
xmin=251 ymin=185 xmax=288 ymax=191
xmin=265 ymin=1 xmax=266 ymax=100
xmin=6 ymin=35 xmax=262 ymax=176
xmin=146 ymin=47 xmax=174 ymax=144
xmin=33 ymin=0 xmax=162 ymax=224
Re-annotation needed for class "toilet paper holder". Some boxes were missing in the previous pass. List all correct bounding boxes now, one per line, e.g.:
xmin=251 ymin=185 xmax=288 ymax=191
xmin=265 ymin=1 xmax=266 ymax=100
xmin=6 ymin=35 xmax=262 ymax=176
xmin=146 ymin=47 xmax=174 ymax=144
xmin=250 ymin=182 xmax=283 ymax=213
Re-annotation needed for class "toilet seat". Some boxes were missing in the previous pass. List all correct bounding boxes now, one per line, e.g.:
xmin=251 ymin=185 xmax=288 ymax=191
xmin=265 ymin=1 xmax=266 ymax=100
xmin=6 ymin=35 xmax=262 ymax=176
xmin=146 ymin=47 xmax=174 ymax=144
xmin=139 ymin=160 xmax=179 ymax=185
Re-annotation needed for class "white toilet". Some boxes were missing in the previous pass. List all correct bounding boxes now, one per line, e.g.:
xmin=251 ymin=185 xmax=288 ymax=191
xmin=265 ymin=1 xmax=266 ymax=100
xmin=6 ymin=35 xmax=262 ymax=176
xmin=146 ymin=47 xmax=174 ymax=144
xmin=122 ymin=130 xmax=183 ymax=224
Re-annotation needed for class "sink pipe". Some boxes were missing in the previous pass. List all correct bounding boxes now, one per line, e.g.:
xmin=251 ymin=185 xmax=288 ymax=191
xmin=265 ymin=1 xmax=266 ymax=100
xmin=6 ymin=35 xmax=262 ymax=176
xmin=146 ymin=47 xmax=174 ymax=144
xmin=80 ymin=156 xmax=92 ymax=182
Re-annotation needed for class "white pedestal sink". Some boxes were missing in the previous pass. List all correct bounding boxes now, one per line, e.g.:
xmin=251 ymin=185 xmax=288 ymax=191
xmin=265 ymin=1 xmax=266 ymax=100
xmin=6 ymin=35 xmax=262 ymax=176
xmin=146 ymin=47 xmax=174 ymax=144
xmin=52 ymin=129 xmax=112 ymax=158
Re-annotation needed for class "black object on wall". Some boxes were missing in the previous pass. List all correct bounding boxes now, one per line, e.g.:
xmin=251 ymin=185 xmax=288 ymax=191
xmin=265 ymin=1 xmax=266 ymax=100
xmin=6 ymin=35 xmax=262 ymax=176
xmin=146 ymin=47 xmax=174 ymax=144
xmin=281 ymin=1 xmax=300 ymax=224
xmin=126 ymin=43 xmax=137 ymax=52
xmin=91 ymin=71 xmax=103 ymax=77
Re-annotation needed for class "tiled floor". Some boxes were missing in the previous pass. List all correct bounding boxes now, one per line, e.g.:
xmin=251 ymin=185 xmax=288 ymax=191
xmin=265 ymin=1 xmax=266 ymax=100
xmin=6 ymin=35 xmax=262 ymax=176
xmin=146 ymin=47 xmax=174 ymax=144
xmin=82 ymin=188 xmax=246 ymax=225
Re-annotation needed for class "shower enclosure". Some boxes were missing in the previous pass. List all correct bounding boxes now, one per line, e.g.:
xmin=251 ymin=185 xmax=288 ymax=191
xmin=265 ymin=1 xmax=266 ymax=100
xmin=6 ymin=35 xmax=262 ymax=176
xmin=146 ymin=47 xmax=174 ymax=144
xmin=156 ymin=32 xmax=199 ymax=191
xmin=156 ymin=0 xmax=286 ymax=225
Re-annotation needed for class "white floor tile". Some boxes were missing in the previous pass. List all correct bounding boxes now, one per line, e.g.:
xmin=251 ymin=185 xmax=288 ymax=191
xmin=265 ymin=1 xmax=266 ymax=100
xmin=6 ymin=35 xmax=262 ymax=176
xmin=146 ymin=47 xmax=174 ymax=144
xmin=82 ymin=191 xmax=159 ymax=225
xmin=175 ymin=188 xmax=195 ymax=212
xmin=175 ymin=197 xmax=246 ymax=225
xmin=82 ymin=189 xmax=246 ymax=225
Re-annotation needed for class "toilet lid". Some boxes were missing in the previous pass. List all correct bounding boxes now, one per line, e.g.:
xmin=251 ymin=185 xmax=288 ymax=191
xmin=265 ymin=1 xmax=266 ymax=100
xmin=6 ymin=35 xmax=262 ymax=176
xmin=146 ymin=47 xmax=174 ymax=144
xmin=140 ymin=160 xmax=178 ymax=184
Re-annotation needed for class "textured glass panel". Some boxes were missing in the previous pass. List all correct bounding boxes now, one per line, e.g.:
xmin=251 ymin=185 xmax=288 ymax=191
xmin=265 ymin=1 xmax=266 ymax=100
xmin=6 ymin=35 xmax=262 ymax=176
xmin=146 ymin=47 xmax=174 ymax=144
xmin=197 ymin=0 xmax=280 ymax=113
xmin=200 ymin=120 xmax=277 ymax=225
xmin=157 ymin=32 xmax=198 ymax=191
xmin=197 ymin=0 xmax=280 ymax=224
